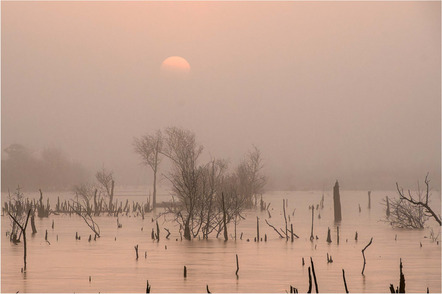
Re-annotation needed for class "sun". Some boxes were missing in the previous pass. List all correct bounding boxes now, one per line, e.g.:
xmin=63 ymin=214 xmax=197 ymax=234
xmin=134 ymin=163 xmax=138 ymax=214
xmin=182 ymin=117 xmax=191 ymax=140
xmin=160 ymin=56 xmax=191 ymax=77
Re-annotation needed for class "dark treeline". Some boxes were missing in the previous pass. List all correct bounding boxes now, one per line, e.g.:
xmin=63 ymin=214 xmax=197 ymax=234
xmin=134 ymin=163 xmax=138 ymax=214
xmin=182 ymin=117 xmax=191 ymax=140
xmin=1 ymin=144 xmax=88 ymax=192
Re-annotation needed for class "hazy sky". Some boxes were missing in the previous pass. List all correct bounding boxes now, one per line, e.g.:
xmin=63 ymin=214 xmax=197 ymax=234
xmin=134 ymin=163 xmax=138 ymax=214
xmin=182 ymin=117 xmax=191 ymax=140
xmin=2 ymin=1 xmax=440 ymax=190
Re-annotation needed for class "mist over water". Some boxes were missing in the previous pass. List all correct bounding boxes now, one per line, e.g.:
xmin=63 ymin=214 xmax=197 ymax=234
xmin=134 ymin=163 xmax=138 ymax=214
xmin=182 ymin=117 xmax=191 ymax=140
xmin=1 ymin=1 xmax=440 ymax=190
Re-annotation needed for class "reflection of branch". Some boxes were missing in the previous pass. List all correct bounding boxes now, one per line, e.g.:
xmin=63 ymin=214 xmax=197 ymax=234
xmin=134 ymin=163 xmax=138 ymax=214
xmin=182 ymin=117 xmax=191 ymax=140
xmin=69 ymin=203 xmax=100 ymax=237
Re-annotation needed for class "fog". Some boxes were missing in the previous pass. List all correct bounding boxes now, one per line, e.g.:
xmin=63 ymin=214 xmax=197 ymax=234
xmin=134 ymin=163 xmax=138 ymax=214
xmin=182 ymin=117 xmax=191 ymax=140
xmin=2 ymin=1 xmax=440 ymax=191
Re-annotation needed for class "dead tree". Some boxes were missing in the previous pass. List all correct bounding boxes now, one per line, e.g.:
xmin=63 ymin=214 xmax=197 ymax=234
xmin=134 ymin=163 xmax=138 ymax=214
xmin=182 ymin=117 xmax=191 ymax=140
xmin=396 ymin=174 xmax=441 ymax=226
xmin=134 ymin=130 xmax=163 ymax=210
xmin=333 ymin=181 xmax=342 ymax=222
xmin=8 ymin=209 xmax=31 ymax=271
xmin=361 ymin=237 xmax=373 ymax=275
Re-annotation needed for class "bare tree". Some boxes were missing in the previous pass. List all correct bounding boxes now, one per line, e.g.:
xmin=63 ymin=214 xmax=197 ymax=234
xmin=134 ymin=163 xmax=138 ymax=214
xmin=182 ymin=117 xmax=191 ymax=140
xmin=396 ymin=173 xmax=441 ymax=226
xmin=236 ymin=146 xmax=266 ymax=208
xmin=162 ymin=127 xmax=203 ymax=240
xmin=134 ymin=130 xmax=163 ymax=210
xmin=384 ymin=174 xmax=441 ymax=228
xmin=8 ymin=209 xmax=31 ymax=271
xmin=96 ymin=167 xmax=115 ymax=212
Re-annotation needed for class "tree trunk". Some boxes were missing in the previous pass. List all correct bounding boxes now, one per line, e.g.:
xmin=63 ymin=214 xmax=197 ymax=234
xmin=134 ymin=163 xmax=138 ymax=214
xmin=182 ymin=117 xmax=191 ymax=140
xmin=153 ymin=169 xmax=157 ymax=210
xmin=222 ymin=193 xmax=228 ymax=241
xmin=184 ymin=218 xmax=191 ymax=240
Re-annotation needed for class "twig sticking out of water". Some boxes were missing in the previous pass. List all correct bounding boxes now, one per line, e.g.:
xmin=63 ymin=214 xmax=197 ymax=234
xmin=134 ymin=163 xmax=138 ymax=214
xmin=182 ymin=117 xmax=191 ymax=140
xmin=342 ymin=269 xmax=349 ymax=293
xmin=235 ymin=254 xmax=239 ymax=276
xmin=389 ymin=259 xmax=406 ymax=293
xmin=164 ymin=228 xmax=171 ymax=239
xmin=310 ymin=206 xmax=314 ymax=242
xmin=265 ymin=219 xmax=283 ymax=238
xmin=206 ymin=285 xmax=211 ymax=293
xmin=361 ymin=237 xmax=373 ymax=275
xmin=134 ymin=245 xmax=139 ymax=260
xmin=307 ymin=267 xmax=312 ymax=293
xmin=146 ymin=280 xmax=151 ymax=293
xmin=310 ymin=257 xmax=318 ymax=293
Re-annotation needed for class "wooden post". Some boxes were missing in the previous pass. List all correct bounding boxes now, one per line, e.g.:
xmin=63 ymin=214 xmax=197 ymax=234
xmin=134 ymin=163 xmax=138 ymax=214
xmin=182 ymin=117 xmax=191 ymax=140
xmin=146 ymin=280 xmax=151 ymax=293
xmin=256 ymin=217 xmax=259 ymax=242
xmin=333 ymin=181 xmax=342 ymax=222
xmin=184 ymin=266 xmax=187 ymax=278
xmin=307 ymin=267 xmax=312 ymax=293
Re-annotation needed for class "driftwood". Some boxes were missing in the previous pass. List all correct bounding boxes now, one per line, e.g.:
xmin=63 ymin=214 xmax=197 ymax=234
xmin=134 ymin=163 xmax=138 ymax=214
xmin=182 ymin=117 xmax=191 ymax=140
xmin=361 ymin=237 xmax=373 ymax=275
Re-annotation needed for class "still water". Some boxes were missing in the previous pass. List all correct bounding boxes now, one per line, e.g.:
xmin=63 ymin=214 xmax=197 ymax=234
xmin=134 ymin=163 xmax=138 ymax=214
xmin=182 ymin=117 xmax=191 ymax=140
xmin=1 ymin=189 xmax=441 ymax=293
